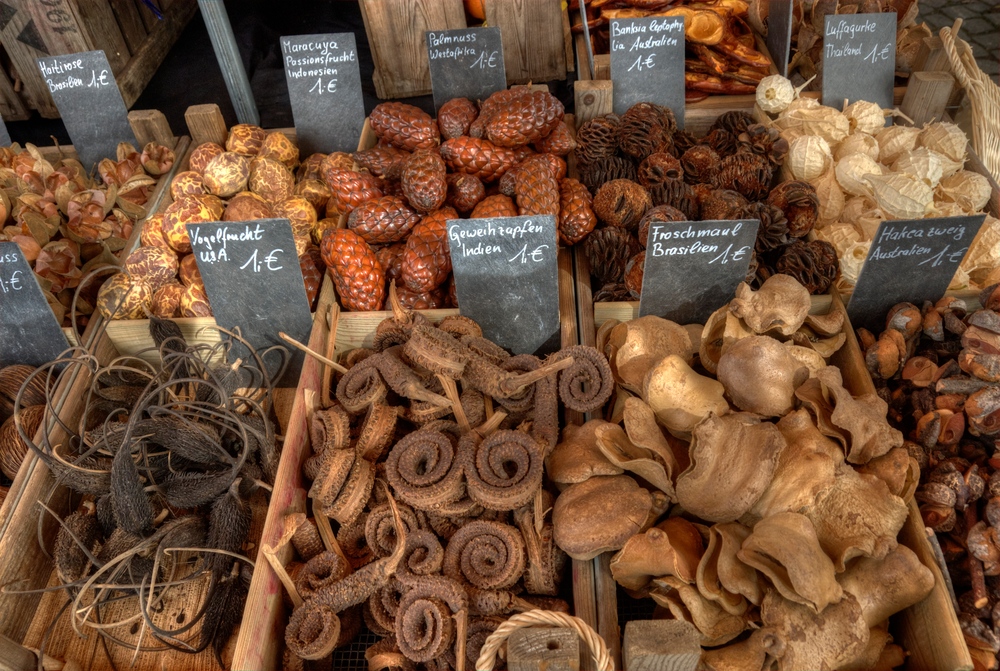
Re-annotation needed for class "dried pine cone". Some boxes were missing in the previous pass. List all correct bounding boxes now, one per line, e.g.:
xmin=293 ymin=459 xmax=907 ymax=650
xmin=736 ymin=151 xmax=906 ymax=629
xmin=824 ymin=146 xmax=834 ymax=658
xmin=638 ymin=152 xmax=683 ymax=189
xmin=437 ymin=98 xmax=478 ymax=140
xmin=638 ymin=205 xmax=686 ymax=248
xmin=767 ymin=181 xmax=820 ymax=238
xmin=702 ymin=129 xmax=738 ymax=157
xmin=593 ymin=179 xmax=652 ymax=230
xmin=647 ymin=179 xmax=698 ymax=220
xmin=680 ymin=145 xmax=719 ymax=185
xmin=575 ymin=115 xmax=621 ymax=167
xmin=775 ymin=240 xmax=839 ymax=294
xmin=585 ymin=227 xmax=640 ymax=285
xmin=617 ymin=103 xmax=673 ymax=161
xmin=579 ymin=156 xmax=637 ymax=194
xmin=700 ymin=189 xmax=749 ymax=221
xmin=713 ymin=152 xmax=773 ymax=201
xmin=593 ymin=282 xmax=633 ymax=302
xmin=740 ymin=202 xmax=789 ymax=254
xmin=710 ymin=111 xmax=755 ymax=138
xmin=559 ymin=178 xmax=597 ymax=245
xmin=738 ymin=124 xmax=789 ymax=167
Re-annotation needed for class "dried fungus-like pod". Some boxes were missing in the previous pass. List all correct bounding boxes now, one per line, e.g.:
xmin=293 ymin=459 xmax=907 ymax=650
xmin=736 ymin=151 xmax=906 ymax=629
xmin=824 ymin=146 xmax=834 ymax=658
xmin=697 ymin=522 xmax=761 ymax=613
xmin=717 ymin=336 xmax=809 ymax=417
xmin=545 ymin=420 xmax=622 ymax=485
xmin=650 ymin=576 xmax=748 ymax=647
xmin=729 ymin=275 xmax=811 ymax=336
xmin=643 ymin=355 xmax=729 ymax=436
xmin=760 ymin=591 xmax=869 ymax=671
xmin=606 ymin=316 xmax=693 ymax=393
xmin=610 ymin=517 xmax=704 ymax=593
xmin=594 ymin=423 xmax=674 ymax=498
xmin=552 ymin=475 xmax=652 ymax=561
xmin=836 ymin=545 xmax=934 ymax=628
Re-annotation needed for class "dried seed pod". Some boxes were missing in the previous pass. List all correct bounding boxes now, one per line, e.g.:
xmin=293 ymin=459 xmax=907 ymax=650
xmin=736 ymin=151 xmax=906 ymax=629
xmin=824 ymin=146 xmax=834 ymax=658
xmin=638 ymin=152 xmax=683 ymax=189
xmin=579 ymin=156 xmax=638 ymax=193
xmin=713 ymin=152 xmax=773 ymax=201
xmin=110 ymin=446 xmax=153 ymax=536
xmin=775 ymin=106 xmax=850 ymax=144
xmin=618 ymin=103 xmax=674 ymax=160
xmin=788 ymin=136 xmax=832 ymax=181
xmin=54 ymin=507 xmax=100 ymax=584
xmin=576 ymin=114 xmax=621 ymax=167
xmin=443 ymin=520 xmax=526 ymax=590
xmin=593 ymin=179 xmax=652 ymax=230
xmin=711 ymin=111 xmax=754 ymax=138
xmin=385 ymin=429 xmax=464 ymax=510
xmin=844 ymin=100 xmax=887 ymax=135
xmin=893 ymin=148 xmax=944 ymax=188
xmin=756 ymin=74 xmax=796 ymax=114
xmin=918 ymin=121 xmax=968 ymax=164
xmin=767 ymin=181 xmax=820 ymax=238
xmin=876 ymin=125 xmax=922 ymax=165
xmin=462 ymin=431 xmax=544 ymax=511
xmin=937 ymin=170 xmax=992 ymax=214
xmin=0 ymin=405 xmax=43 ymax=480
xmin=834 ymin=132 xmax=880 ymax=162
xmin=558 ymin=178 xmax=597 ymax=245
xmin=865 ymin=173 xmax=935 ymax=220
xmin=810 ymin=169 xmax=846 ymax=225
xmin=585 ymin=227 xmax=641 ymax=285
xmin=680 ymin=144 xmax=720 ymax=184
xmin=437 ymin=97 xmax=478 ymax=140
xmin=701 ymin=189 xmax=749 ymax=221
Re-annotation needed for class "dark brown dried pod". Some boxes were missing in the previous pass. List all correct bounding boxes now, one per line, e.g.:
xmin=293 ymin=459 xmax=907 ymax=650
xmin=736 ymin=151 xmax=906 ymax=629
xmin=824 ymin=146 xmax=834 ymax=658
xmin=680 ymin=145 xmax=720 ymax=185
xmin=325 ymin=457 xmax=375 ymax=526
xmin=625 ymin=251 xmax=645 ymax=299
xmin=703 ymin=128 xmax=738 ymax=157
xmin=336 ymin=357 xmax=388 ymax=412
xmin=575 ymin=114 xmax=621 ymax=167
xmin=338 ymin=514 xmax=375 ymax=569
xmin=579 ymin=155 xmax=638 ymax=194
xmin=713 ymin=151 xmax=774 ymax=200
xmin=366 ymin=502 xmax=421 ymax=558
xmin=551 ymin=345 xmax=615 ymax=413
xmin=438 ymin=314 xmax=483 ymax=339
xmin=443 ymin=520 xmax=526 ymax=590
xmin=0 ymin=364 xmax=46 ymax=424
xmin=310 ymin=405 xmax=352 ymax=453
xmin=403 ymin=325 xmax=470 ymax=379
xmin=110 ymin=446 xmax=153 ymax=536
xmin=638 ymin=205 xmax=686 ymax=248
xmin=445 ymin=173 xmax=485 ymax=214
xmin=394 ymin=575 xmax=468 ymax=662
xmin=775 ymin=240 xmax=840 ymax=294
xmin=700 ymin=189 xmax=750 ymax=221
xmin=385 ymin=429 xmax=465 ymax=511
xmin=710 ymin=111 xmax=755 ymax=138
xmin=738 ymin=124 xmax=790 ymax=166
xmin=462 ymin=430 xmax=544 ymax=511
xmin=766 ymin=180 xmax=820 ymax=238
xmin=617 ymin=103 xmax=674 ymax=160
xmin=352 ymin=146 xmax=409 ymax=179
xmin=672 ymin=129 xmax=697 ymax=156
xmin=741 ymin=201 xmax=790 ymax=254
xmin=54 ymin=507 xmax=99 ymax=584
xmin=357 ymin=403 xmax=399 ymax=461
xmin=638 ymin=152 xmax=684 ymax=189
xmin=296 ymin=550 xmax=352 ymax=600
xmin=400 ymin=528 xmax=445 ymax=577
xmin=592 ymin=179 xmax=652 ymax=230
xmin=205 ymin=479 xmax=252 ymax=578
xmin=585 ymin=227 xmax=641 ymax=286
xmin=647 ymin=178 xmax=698 ymax=220
xmin=292 ymin=518 xmax=325 ymax=562
xmin=163 ymin=470 xmax=235 ymax=508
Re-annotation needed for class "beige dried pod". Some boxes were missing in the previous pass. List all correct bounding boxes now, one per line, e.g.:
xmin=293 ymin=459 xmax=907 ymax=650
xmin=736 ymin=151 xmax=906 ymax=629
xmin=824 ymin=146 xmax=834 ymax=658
xmin=949 ymin=266 xmax=971 ymax=291
xmin=918 ymin=122 xmax=968 ymax=163
xmin=875 ymin=125 xmax=921 ymax=165
xmin=962 ymin=215 xmax=1000 ymax=278
xmin=834 ymin=133 xmax=880 ymax=162
xmin=930 ymin=148 xmax=965 ymax=178
xmin=841 ymin=196 xmax=880 ymax=227
xmin=835 ymin=153 xmax=881 ymax=197
xmin=776 ymin=107 xmax=850 ymax=145
xmin=780 ymin=97 xmax=821 ymax=116
xmin=810 ymin=169 xmax=845 ymax=225
xmin=933 ymin=200 xmax=968 ymax=218
xmin=892 ymin=147 xmax=944 ymax=188
xmin=864 ymin=173 xmax=935 ymax=220
xmin=936 ymin=170 xmax=991 ymax=213
xmin=788 ymin=136 xmax=832 ymax=181
xmin=844 ymin=101 xmax=887 ymax=135
xmin=756 ymin=75 xmax=796 ymax=114
xmin=815 ymin=222 xmax=862 ymax=256
xmin=840 ymin=241 xmax=872 ymax=286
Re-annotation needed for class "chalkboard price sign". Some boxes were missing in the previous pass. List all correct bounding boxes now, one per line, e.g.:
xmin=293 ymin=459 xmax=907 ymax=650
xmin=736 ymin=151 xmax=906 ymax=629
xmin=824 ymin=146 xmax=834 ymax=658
xmin=822 ymin=13 xmax=896 ymax=110
xmin=187 ymin=219 xmax=313 ymax=386
xmin=36 ymin=50 xmax=136 ymax=171
xmin=766 ymin=0 xmax=794 ymax=77
xmin=0 ymin=114 xmax=10 ymax=147
xmin=281 ymin=33 xmax=366 ymax=155
xmin=609 ymin=17 xmax=686 ymax=126
xmin=426 ymin=27 xmax=507 ymax=111
xmin=448 ymin=215 xmax=560 ymax=355
xmin=0 ymin=242 xmax=68 ymax=367
xmin=638 ymin=219 xmax=760 ymax=324
xmin=848 ymin=215 xmax=985 ymax=331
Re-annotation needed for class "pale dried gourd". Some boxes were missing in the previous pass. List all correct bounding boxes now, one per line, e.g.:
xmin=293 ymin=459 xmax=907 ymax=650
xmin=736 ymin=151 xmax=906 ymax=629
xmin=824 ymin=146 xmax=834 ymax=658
xmin=834 ymin=133 xmax=880 ymax=162
xmin=844 ymin=101 xmax=887 ymax=135
xmin=840 ymin=241 xmax=872 ymax=286
xmin=864 ymin=173 xmax=935 ymax=220
xmin=892 ymin=148 xmax=943 ymax=188
xmin=810 ymin=169 xmax=845 ymax=225
xmin=780 ymin=97 xmax=821 ymax=116
xmin=815 ymin=222 xmax=862 ymax=256
xmin=929 ymin=148 xmax=965 ymax=178
xmin=788 ymin=136 xmax=832 ymax=181
xmin=835 ymin=153 xmax=881 ymax=197
xmin=918 ymin=122 xmax=967 ymax=163
xmin=776 ymin=107 xmax=850 ymax=145
xmin=841 ymin=196 xmax=881 ymax=227
xmin=757 ymin=75 xmax=796 ymax=114
xmin=875 ymin=125 xmax=921 ymax=165
xmin=936 ymin=170 xmax=991 ymax=213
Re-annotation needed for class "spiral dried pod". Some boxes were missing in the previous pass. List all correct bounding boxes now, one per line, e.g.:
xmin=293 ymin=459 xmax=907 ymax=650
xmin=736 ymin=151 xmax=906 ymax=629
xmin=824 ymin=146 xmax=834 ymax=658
xmin=394 ymin=575 xmax=468 ymax=662
xmin=385 ymin=429 xmax=465 ymax=510
xmin=462 ymin=430 xmax=544 ymax=511
xmin=443 ymin=520 xmax=526 ymax=590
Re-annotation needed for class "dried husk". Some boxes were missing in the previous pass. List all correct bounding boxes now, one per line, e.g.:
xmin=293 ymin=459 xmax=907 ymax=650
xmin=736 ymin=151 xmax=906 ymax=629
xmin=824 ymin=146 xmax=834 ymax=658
xmin=776 ymin=107 xmax=850 ymax=144
xmin=757 ymin=75 xmax=796 ymax=114
xmin=836 ymin=546 xmax=935 ymax=627
xmin=760 ymin=591 xmax=869 ymax=671
xmin=594 ymin=423 xmax=675 ymax=498
xmin=606 ymin=316 xmax=694 ymax=394
xmin=963 ymin=215 xmax=1000 ymax=281
xmin=552 ymin=475 xmax=653 ymax=561
xmin=918 ymin=121 xmax=967 ymax=163
xmin=788 ymin=136 xmax=832 ymax=181
xmin=936 ymin=170 xmax=992 ymax=213
xmin=699 ymin=307 xmax=756 ymax=375
xmin=835 ymin=153 xmax=881 ymax=197
xmin=809 ymin=169 xmax=845 ymax=225
xmin=864 ymin=173 xmax=935 ymax=219
xmin=545 ymin=420 xmax=622 ymax=485
xmin=697 ymin=522 xmax=761 ymax=613
xmin=892 ymin=147 xmax=944 ymax=188
xmin=840 ymin=241 xmax=872 ymax=286
xmin=622 ymin=397 xmax=680 ymax=481
xmin=717 ymin=336 xmax=809 ymax=418
xmin=844 ymin=101 xmax=887 ymax=135
xmin=875 ymin=125 xmax=921 ymax=165
xmin=834 ymin=132 xmax=880 ymax=162
xmin=728 ymin=275 xmax=811 ymax=336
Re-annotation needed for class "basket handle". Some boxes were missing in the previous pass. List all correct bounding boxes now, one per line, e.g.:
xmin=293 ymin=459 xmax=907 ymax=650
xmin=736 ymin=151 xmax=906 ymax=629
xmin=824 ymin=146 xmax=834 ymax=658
xmin=940 ymin=19 xmax=974 ymax=91
xmin=475 ymin=609 xmax=615 ymax=671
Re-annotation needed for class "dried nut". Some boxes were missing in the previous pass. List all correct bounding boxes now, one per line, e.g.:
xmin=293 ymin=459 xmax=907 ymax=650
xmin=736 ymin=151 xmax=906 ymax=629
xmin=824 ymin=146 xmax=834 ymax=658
xmin=886 ymin=302 xmax=922 ymax=340
xmin=901 ymin=357 xmax=937 ymax=387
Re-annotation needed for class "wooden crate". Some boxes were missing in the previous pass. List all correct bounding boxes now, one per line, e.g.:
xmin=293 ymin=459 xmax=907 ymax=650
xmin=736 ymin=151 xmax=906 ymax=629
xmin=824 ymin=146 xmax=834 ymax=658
xmin=358 ymin=0 xmax=572 ymax=100
xmin=0 ymin=0 xmax=197 ymax=119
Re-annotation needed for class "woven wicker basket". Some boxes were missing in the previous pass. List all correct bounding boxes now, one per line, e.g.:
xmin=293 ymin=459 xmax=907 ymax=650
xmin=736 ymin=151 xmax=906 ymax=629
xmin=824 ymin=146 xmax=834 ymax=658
xmin=941 ymin=19 xmax=1000 ymax=180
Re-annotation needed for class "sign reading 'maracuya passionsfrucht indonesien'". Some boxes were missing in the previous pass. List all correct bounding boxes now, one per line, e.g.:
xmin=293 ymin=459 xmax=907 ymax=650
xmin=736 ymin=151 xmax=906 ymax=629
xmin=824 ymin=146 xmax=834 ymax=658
xmin=766 ymin=0 xmax=794 ymax=77
xmin=639 ymin=219 xmax=760 ymax=324
xmin=848 ymin=215 xmax=985 ymax=331
xmin=186 ymin=219 xmax=313 ymax=386
xmin=426 ymin=27 xmax=506 ymax=112
xmin=37 ymin=50 xmax=136 ymax=171
xmin=822 ymin=13 xmax=896 ymax=110
xmin=281 ymin=33 xmax=365 ymax=155
xmin=0 ymin=241 xmax=68 ymax=367
xmin=610 ymin=17 xmax=686 ymax=126
xmin=448 ymin=215 xmax=560 ymax=355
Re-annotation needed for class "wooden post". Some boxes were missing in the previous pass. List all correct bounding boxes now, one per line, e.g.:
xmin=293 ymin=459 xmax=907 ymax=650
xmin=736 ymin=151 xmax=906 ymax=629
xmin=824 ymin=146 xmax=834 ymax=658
xmin=571 ymin=559 xmax=598 ymax=671
xmin=196 ymin=0 xmax=259 ymax=125
xmin=507 ymin=628 xmax=580 ymax=671
xmin=900 ymin=71 xmax=956 ymax=126
xmin=574 ymin=80 xmax=613 ymax=126
xmin=594 ymin=552 xmax=621 ymax=669
xmin=912 ymin=36 xmax=951 ymax=73
xmin=623 ymin=620 xmax=702 ymax=671
xmin=185 ymin=104 xmax=229 ymax=147
xmin=594 ymin=55 xmax=611 ymax=81
xmin=128 ymin=110 xmax=175 ymax=149
xmin=0 ymin=635 xmax=38 ymax=671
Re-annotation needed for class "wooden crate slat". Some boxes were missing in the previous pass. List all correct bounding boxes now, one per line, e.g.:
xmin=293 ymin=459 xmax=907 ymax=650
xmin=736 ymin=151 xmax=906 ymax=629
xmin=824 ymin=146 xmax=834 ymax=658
xmin=72 ymin=0 xmax=132 ymax=73
xmin=0 ymin=60 xmax=29 ymax=121
xmin=485 ymin=0 xmax=567 ymax=84
xmin=115 ymin=0 xmax=196 ymax=108
xmin=0 ymin=0 xmax=60 ymax=117
xmin=107 ymin=0 xmax=148 ymax=53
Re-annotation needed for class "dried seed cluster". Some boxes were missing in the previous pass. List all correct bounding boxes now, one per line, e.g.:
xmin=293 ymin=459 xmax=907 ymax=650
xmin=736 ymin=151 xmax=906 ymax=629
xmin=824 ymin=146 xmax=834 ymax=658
xmin=0 ymin=140 xmax=173 ymax=330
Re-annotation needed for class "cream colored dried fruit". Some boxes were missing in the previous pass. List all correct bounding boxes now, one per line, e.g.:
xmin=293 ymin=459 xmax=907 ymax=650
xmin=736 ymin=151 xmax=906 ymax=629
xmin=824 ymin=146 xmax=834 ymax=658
xmin=757 ymin=75 xmax=796 ymax=114
xmin=835 ymin=153 xmax=881 ymax=197
xmin=864 ymin=173 xmax=935 ymax=220
xmin=809 ymin=169 xmax=845 ymax=225
xmin=788 ymin=136 xmax=832 ymax=181
xmin=962 ymin=215 xmax=1000 ymax=280
xmin=918 ymin=122 xmax=967 ymax=164
xmin=892 ymin=148 xmax=944 ymax=188
xmin=844 ymin=101 xmax=886 ymax=136
xmin=875 ymin=125 xmax=921 ymax=165
xmin=834 ymin=133 xmax=879 ymax=163
xmin=936 ymin=170 xmax=991 ymax=213
xmin=776 ymin=107 xmax=850 ymax=145
xmin=840 ymin=241 xmax=872 ymax=286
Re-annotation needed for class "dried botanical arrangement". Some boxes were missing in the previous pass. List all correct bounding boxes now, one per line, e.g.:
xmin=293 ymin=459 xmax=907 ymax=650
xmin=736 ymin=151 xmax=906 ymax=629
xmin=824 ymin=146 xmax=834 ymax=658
xmin=550 ymin=274 xmax=934 ymax=669
xmin=6 ymin=318 xmax=284 ymax=667
xmin=570 ymin=0 xmax=771 ymax=98
xmin=757 ymin=74 xmax=1000 ymax=293
xmin=0 ymin=141 xmax=174 ymax=330
xmin=320 ymin=87 xmax=593 ymax=312
xmin=108 ymin=125 xmax=323 ymax=321
xmin=272 ymin=290 xmax=615 ymax=668
xmin=577 ymin=101 xmax=837 ymax=300
xmin=0 ymin=363 xmax=48 ymax=482
xmin=860 ymin=285 xmax=1000 ymax=670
